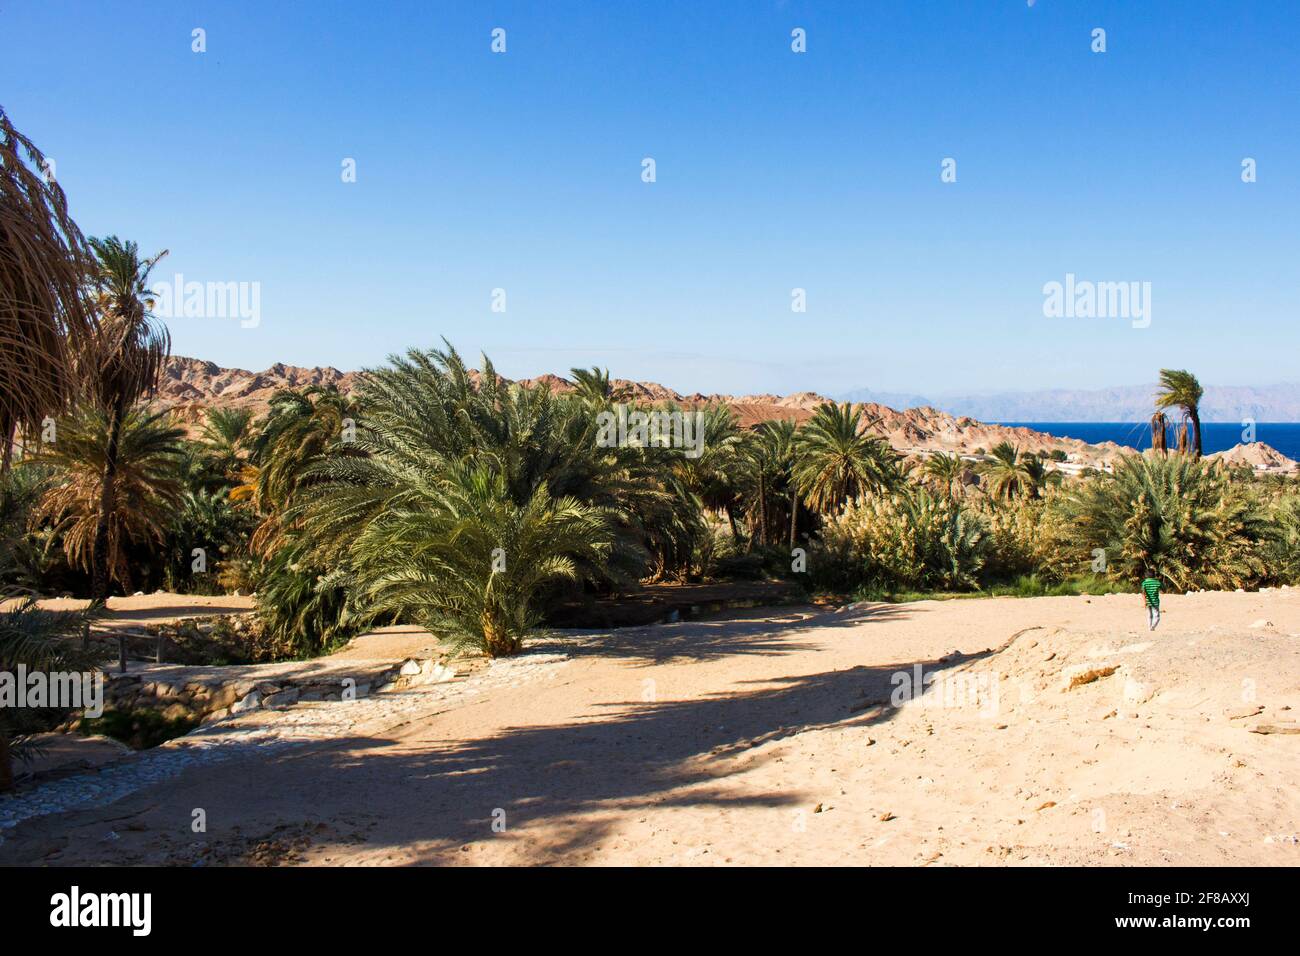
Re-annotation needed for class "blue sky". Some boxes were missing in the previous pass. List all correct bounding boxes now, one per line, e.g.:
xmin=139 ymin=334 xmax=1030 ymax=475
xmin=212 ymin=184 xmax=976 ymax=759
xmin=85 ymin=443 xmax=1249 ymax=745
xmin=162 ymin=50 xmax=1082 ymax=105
xmin=3 ymin=1 xmax=1297 ymax=396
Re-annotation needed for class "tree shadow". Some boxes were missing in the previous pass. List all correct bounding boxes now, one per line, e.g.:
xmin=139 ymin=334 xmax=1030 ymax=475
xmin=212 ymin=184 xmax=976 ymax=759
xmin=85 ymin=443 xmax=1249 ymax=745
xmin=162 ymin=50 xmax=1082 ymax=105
xmin=1 ymin=602 xmax=1003 ymax=866
xmin=266 ymin=640 xmax=991 ymax=865
xmin=542 ymin=602 xmax=917 ymax=667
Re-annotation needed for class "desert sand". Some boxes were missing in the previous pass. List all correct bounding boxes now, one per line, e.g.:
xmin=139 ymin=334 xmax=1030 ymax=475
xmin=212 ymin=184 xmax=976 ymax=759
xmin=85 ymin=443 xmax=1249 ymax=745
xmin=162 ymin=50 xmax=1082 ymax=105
xmin=2 ymin=588 xmax=1298 ymax=866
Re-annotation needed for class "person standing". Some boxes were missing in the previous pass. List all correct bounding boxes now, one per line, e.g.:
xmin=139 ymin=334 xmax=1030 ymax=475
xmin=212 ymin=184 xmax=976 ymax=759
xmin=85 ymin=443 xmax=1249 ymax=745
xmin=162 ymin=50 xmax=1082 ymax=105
xmin=1141 ymin=574 xmax=1162 ymax=630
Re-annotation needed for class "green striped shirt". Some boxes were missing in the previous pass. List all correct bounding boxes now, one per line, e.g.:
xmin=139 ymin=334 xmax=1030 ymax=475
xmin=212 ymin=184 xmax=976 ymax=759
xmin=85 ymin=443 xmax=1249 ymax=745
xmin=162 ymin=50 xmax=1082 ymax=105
xmin=1141 ymin=578 xmax=1161 ymax=608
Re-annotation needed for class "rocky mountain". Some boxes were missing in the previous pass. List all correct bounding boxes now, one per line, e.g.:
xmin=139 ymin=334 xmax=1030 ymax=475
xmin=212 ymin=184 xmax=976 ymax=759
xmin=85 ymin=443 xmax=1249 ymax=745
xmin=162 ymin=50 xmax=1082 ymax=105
xmin=156 ymin=356 xmax=1127 ymax=466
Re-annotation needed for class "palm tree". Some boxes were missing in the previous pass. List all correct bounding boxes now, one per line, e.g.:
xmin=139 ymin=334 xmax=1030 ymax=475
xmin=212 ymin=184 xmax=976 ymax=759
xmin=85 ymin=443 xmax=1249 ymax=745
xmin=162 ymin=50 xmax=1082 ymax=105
xmin=30 ymin=406 xmax=184 ymax=593
xmin=742 ymin=418 xmax=801 ymax=548
xmin=922 ymin=452 xmax=966 ymax=500
xmin=792 ymin=402 xmax=899 ymax=514
xmin=1018 ymin=454 xmax=1060 ymax=499
xmin=569 ymin=366 xmax=632 ymax=404
xmin=0 ymin=106 xmax=94 ymax=469
xmin=349 ymin=463 xmax=617 ymax=656
xmin=1054 ymin=452 xmax=1266 ymax=590
xmin=982 ymin=442 xmax=1027 ymax=501
xmin=80 ymin=236 xmax=171 ymax=602
xmin=245 ymin=385 xmax=359 ymax=555
xmin=197 ymin=406 xmax=255 ymax=488
xmin=265 ymin=345 xmax=705 ymax=651
xmin=1155 ymin=369 xmax=1204 ymax=458
xmin=669 ymin=403 xmax=747 ymax=542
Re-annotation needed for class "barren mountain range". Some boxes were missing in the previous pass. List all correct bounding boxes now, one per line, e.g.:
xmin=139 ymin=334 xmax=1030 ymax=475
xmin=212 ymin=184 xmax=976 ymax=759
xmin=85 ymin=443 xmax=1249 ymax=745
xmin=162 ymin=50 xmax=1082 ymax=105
xmin=159 ymin=357 xmax=1299 ymax=470
xmin=157 ymin=357 xmax=1129 ymax=465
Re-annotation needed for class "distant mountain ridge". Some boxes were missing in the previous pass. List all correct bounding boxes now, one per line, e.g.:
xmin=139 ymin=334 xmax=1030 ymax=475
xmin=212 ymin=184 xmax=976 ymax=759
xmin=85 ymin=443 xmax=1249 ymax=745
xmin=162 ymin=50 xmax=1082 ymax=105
xmin=154 ymin=357 xmax=1128 ymax=465
xmin=838 ymin=383 xmax=1300 ymax=423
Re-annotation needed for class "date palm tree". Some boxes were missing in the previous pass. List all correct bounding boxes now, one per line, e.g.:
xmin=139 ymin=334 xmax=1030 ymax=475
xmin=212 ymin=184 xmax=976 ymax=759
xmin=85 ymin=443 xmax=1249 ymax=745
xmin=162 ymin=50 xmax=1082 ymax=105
xmin=348 ymin=463 xmax=617 ymax=656
xmin=569 ymin=366 xmax=632 ymax=404
xmin=30 ymin=406 xmax=184 ymax=593
xmin=1054 ymin=452 xmax=1266 ymax=590
xmin=922 ymin=452 xmax=966 ymax=500
xmin=1155 ymin=369 xmax=1204 ymax=458
xmin=80 ymin=236 xmax=171 ymax=602
xmin=196 ymin=406 xmax=255 ymax=489
xmin=0 ymin=106 xmax=94 ymax=469
xmin=982 ymin=442 xmax=1026 ymax=501
xmin=793 ymin=402 xmax=899 ymax=514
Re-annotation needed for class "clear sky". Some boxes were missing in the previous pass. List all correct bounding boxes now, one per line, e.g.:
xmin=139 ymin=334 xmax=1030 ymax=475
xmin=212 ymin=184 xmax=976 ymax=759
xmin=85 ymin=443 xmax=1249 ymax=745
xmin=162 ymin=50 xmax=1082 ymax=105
xmin=3 ymin=1 xmax=1297 ymax=397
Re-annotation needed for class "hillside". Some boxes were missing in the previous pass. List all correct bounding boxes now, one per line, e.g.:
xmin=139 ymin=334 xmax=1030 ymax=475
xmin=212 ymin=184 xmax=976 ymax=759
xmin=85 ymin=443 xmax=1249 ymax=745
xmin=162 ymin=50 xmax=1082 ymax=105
xmin=157 ymin=357 xmax=1129 ymax=466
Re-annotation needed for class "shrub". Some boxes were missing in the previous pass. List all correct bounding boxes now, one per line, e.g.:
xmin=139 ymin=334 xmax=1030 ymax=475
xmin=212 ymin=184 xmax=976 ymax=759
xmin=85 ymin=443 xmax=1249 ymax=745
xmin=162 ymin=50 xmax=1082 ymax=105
xmin=810 ymin=488 xmax=987 ymax=592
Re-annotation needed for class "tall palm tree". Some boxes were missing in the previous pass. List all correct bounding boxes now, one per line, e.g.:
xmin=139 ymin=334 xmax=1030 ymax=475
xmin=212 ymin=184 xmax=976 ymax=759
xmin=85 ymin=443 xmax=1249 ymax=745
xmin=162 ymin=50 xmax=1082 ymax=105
xmin=669 ymin=403 xmax=747 ymax=541
xmin=1155 ymin=369 xmax=1204 ymax=458
xmin=0 ymin=106 xmax=94 ymax=468
xmin=792 ymin=402 xmax=899 ymax=514
xmin=30 ymin=406 xmax=184 ymax=593
xmin=743 ymin=418 xmax=800 ymax=548
xmin=80 ymin=236 xmax=171 ymax=602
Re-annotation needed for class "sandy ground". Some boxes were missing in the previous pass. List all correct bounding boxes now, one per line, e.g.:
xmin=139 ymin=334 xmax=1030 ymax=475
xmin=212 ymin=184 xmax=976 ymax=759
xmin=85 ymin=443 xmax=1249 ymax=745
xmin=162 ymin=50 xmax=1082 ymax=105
xmin=25 ymin=593 xmax=257 ymax=630
xmin=2 ymin=588 xmax=1298 ymax=866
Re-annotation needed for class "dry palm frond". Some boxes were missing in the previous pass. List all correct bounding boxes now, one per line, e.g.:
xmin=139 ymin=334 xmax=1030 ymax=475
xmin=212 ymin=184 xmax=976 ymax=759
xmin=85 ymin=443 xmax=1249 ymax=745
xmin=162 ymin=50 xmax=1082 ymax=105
xmin=0 ymin=105 xmax=94 ymax=465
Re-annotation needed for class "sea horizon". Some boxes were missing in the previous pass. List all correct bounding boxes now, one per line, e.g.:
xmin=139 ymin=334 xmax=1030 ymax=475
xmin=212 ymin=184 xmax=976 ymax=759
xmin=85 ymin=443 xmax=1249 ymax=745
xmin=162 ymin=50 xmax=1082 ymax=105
xmin=997 ymin=422 xmax=1300 ymax=459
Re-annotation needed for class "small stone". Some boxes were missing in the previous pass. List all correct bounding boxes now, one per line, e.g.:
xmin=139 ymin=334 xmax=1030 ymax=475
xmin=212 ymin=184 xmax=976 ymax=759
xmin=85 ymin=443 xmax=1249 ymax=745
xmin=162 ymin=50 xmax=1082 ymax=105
xmin=263 ymin=688 xmax=300 ymax=709
xmin=1225 ymin=704 xmax=1264 ymax=720
xmin=230 ymin=690 xmax=262 ymax=714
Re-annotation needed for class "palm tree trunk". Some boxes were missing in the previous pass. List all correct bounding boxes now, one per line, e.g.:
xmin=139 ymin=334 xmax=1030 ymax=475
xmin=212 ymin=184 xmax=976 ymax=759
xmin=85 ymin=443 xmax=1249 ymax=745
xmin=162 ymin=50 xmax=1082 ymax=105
xmin=1190 ymin=409 xmax=1203 ymax=458
xmin=1150 ymin=412 xmax=1167 ymax=454
xmin=788 ymin=491 xmax=798 ymax=549
xmin=757 ymin=474 xmax=768 ymax=547
xmin=90 ymin=399 xmax=125 ymax=604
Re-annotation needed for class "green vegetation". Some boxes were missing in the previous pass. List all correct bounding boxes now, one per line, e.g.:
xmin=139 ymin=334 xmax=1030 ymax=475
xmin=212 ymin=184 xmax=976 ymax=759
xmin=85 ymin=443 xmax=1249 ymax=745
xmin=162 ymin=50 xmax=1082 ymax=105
xmin=2 ymin=108 xmax=1298 ymax=713
xmin=80 ymin=708 xmax=199 ymax=751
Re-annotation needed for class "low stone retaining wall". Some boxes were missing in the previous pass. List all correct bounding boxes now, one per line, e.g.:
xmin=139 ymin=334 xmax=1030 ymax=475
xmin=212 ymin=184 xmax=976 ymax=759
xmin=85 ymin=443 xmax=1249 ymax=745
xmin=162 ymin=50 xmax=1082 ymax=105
xmin=82 ymin=657 xmax=459 ymax=731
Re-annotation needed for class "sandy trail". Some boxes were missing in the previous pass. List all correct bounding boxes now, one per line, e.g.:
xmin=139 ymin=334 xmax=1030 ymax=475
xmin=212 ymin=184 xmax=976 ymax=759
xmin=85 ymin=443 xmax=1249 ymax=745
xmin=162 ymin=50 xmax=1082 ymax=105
xmin=2 ymin=589 xmax=1297 ymax=866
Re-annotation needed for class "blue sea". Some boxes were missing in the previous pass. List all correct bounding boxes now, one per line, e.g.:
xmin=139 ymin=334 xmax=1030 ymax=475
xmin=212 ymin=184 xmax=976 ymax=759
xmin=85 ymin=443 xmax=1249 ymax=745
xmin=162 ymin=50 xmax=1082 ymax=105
xmin=997 ymin=423 xmax=1300 ymax=460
